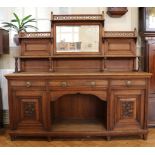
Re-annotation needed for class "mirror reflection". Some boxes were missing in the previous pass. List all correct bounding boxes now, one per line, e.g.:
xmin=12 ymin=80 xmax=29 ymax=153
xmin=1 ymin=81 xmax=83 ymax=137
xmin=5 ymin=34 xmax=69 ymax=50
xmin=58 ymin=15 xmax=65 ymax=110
xmin=56 ymin=25 xmax=99 ymax=52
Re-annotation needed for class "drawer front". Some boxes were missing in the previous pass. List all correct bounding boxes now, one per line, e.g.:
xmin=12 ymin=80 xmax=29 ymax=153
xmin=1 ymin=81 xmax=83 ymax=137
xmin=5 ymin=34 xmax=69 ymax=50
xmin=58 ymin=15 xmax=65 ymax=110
xmin=49 ymin=80 xmax=108 ymax=89
xmin=111 ymin=79 xmax=146 ymax=87
xmin=10 ymin=80 xmax=46 ymax=88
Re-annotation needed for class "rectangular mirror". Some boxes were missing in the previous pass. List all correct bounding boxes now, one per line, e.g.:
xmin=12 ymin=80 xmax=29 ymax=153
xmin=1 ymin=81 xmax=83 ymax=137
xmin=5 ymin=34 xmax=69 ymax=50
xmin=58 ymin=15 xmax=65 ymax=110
xmin=56 ymin=25 xmax=99 ymax=53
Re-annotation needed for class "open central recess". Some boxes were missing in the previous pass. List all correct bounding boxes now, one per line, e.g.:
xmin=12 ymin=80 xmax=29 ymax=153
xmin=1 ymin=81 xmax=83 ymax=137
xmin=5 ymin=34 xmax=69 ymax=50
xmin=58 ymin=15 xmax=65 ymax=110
xmin=51 ymin=93 xmax=107 ymax=132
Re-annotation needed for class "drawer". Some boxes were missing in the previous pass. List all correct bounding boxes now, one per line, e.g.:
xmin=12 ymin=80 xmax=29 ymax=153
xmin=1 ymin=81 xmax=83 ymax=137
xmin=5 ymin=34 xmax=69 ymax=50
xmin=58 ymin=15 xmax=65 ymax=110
xmin=49 ymin=80 xmax=108 ymax=88
xmin=111 ymin=79 xmax=146 ymax=87
xmin=10 ymin=80 xmax=46 ymax=88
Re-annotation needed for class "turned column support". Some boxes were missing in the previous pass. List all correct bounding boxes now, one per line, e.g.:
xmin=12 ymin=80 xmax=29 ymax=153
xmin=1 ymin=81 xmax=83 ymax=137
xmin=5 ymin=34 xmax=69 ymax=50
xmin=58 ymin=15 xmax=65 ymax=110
xmin=14 ymin=57 xmax=19 ymax=73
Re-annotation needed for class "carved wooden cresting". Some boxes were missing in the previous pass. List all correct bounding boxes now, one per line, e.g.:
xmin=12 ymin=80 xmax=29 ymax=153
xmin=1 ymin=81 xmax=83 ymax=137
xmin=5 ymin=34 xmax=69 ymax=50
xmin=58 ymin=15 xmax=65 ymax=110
xmin=19 ymin=32 xmax=51 ymax=38
xmin=5 ymin=12 xmax=151 ymax=141
xmin=104 ymin=31 xmax=136 ymax=38
xmin=52 ymin=13 xmax=104 ymax=21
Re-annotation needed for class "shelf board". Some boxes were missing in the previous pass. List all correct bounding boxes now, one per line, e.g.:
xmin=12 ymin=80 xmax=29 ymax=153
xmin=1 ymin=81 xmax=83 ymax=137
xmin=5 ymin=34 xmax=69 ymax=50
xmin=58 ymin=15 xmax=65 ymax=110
xmin=52 ymin=120 xmax=106 ymax=132
xmin=104 ymin=55 xmax=140 ymax=58
xmin=15 ymin=55 xmax=141 ymax=59
xmin=15 ymin=56 xmax=51 ymax=59
xmin=52 ymin=55 xmax=103 ymax=58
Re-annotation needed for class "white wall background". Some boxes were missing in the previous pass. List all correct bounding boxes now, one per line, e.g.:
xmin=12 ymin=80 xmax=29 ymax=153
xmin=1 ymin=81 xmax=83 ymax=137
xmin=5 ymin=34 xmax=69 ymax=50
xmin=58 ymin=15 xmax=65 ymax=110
xmin=0 ymin=7 xmax=139 ymax=111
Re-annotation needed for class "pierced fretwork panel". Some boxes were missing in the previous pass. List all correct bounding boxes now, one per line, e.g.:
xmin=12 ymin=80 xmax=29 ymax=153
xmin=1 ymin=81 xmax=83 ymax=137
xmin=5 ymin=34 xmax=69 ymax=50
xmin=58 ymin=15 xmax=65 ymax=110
xmin=53 ymin=15 xmax=104 ymax=21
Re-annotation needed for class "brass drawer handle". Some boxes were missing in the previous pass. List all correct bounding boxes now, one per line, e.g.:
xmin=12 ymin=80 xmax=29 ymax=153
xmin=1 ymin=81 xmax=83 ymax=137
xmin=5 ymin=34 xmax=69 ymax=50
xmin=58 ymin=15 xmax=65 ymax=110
xmin=26 ymin=81 xmax=32 ymax=88
xmin=125 ymin=80 xmax=132 ymax=87
xmin=90 ymin=81 xmax=96 ymax=87
xmin=60 ymin=81 xmax=67 ymax=87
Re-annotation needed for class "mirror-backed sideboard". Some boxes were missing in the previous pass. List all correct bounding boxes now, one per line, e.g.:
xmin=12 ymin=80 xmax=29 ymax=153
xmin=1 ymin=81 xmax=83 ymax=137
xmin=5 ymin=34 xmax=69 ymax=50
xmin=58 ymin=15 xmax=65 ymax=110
xmin=5 ymin=12 xmax=151 ymax=140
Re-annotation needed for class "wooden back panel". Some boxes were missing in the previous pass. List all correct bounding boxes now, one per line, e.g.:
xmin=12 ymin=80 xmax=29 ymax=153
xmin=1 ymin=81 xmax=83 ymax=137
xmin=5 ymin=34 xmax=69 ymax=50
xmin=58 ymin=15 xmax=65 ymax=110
xmin=52 ymin=94 xmax=107 ymax=128
xmin=21 ymin=39 xmax=52 ymax=56
xmin=104 ymin=38 xmax=135 ymax=56
xmin=105 ymin=58 xmax=134 ymax=71
xmin=21 ymin=59 xmax=50 ymax=72
xmin=54 ymin=58 xmax=101 ymax=72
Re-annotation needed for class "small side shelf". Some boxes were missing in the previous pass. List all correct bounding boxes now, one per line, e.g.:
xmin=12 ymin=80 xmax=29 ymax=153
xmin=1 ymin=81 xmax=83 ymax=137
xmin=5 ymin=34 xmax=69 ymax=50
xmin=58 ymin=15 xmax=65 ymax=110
xmin=104 ymin=55 xmax=140 ymax=58
xmin=15 ymin=56 xmax=51 ymax=59
xmin=107 ymin=7 xmax=128 ymax=18
xmin=19 ymin=32 xmax=53 ymax=56
xmin=14 ymin=55 xmax=141 ymax=59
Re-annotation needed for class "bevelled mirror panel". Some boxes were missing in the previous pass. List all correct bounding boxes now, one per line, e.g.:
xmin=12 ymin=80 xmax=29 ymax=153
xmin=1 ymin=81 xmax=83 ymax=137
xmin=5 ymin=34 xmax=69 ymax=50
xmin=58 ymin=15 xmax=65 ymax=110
xmin=56 ymin=25 xmax=99 ymax=52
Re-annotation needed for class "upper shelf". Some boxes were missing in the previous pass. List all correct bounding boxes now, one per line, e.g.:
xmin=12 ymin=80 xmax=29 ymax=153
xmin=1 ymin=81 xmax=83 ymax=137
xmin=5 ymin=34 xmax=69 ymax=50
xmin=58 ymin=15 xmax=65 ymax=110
xmin=14 ymin=55 xmax=141 ymax=59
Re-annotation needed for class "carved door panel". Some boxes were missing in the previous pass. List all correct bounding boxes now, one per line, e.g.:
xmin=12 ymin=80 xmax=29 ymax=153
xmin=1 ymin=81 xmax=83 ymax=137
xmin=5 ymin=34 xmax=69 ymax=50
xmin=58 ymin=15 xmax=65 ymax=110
xmin=12 ymin=90 xmax=47 ymax=130
xmin=110 ymin=90 xmax=145 ymax=130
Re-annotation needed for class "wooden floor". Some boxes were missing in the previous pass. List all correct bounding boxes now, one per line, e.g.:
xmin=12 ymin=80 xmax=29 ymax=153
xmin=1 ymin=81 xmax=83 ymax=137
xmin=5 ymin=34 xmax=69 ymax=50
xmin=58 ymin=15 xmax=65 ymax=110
xmin=0 ymin=128 xmax=155 ymax=147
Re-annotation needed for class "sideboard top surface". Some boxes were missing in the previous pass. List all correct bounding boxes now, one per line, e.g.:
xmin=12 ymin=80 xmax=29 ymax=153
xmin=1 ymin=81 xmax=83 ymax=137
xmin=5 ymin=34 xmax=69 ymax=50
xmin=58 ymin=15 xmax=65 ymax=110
xmin=5 ymin=72 xmax=152 ymax=79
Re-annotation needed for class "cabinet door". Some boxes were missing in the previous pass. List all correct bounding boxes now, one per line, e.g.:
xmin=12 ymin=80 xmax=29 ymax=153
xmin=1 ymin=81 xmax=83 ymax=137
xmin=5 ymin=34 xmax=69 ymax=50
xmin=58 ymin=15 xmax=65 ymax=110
xmin=110 ymin=90 xmax=145 ymax=130
xmin=11 ymin=90 xmax=47 ymax=130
